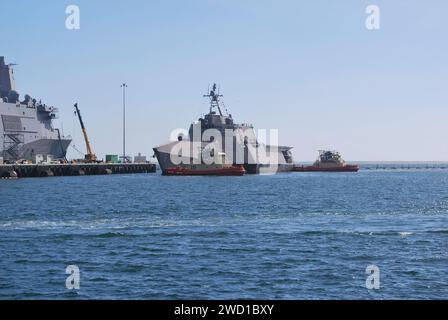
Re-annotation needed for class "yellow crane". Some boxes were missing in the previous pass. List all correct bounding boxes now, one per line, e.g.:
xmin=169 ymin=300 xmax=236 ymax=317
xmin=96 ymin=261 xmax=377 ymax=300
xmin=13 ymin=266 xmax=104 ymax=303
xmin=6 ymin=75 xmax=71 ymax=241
xmin=74 ymin=103 xmax=97 ymax=162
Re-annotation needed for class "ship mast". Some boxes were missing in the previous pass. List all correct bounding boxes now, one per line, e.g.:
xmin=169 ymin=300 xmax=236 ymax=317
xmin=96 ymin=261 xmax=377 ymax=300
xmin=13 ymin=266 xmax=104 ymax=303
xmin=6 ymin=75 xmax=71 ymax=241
xmin=203 ymin=83 xmax=224 ymax=116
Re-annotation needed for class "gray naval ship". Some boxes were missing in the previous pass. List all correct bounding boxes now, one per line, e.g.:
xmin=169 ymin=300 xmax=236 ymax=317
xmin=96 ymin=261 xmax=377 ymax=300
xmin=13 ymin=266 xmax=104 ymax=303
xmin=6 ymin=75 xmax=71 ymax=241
xmin=0 ymin=57 xmax=71 ymax=162
xmin=153 ymin=84 xmax=294 ymax=174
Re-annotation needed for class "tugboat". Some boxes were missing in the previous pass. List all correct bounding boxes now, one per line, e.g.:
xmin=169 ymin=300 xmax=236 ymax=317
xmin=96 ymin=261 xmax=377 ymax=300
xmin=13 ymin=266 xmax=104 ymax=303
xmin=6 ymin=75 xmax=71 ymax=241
xmin=293 ymin=150 xmax=359 ymax=172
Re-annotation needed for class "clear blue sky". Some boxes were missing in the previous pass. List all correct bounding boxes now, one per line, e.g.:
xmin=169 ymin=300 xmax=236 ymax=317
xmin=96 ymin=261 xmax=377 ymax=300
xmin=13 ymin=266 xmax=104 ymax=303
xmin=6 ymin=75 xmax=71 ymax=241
xmin=2 ymin=0 xmax=447 ymax=161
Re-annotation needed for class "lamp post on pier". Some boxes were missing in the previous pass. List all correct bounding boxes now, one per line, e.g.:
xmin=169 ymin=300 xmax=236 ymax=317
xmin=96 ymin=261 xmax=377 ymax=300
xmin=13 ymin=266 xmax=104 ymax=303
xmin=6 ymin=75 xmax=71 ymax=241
xmin=121 ymin=83 xmax=128 ymax=163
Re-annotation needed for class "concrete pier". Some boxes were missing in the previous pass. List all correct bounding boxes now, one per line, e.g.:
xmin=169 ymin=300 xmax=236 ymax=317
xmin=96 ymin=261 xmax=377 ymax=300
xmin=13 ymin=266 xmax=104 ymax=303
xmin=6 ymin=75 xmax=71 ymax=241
xmin=0 ymin=163 xmax=156 ymax=179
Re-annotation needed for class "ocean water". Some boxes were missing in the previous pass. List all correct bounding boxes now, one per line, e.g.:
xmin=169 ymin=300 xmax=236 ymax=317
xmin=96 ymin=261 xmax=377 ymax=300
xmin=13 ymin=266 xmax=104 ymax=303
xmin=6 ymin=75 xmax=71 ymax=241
xmin=0 ymin=169 xmax=447 ymax=299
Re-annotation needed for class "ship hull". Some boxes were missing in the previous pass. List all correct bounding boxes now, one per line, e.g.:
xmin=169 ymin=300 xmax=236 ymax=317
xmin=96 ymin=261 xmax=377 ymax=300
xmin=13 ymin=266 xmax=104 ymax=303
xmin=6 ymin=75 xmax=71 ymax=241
xmin=18 ymin=138 xmax=71 ymax=160
xmin=1 ymin=138 xmax=71 ymax=162
xmin=154 ymin=148 xmax=294 ymax=175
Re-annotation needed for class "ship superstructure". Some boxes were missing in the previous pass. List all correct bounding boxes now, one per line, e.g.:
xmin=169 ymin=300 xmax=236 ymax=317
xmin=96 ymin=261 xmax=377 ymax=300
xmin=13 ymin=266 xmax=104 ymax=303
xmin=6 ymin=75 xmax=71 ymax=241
xmin=153 ymin=84 xmax=294 ymax=174
xmin=315 ymin=150 xmax=346 ymax=167
xmin=0 ymin=57 xmax=71 ymax=162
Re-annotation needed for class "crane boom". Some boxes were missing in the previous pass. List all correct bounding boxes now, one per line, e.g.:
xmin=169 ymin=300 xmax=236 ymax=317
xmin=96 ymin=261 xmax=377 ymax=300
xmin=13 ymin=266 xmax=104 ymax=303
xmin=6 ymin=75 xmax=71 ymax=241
xmin=74 ymin=103 xmax=97 ymax=162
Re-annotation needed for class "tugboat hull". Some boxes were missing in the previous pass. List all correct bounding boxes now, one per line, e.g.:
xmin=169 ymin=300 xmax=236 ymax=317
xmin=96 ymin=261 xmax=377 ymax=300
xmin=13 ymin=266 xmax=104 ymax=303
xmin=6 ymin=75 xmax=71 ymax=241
xmin=293 ymin=165 xmax=359 ymax=172
xmin=164 ymin=165 xmax=245 ymax=176
xmin=244 ymin=163 xmax=294 ymax=174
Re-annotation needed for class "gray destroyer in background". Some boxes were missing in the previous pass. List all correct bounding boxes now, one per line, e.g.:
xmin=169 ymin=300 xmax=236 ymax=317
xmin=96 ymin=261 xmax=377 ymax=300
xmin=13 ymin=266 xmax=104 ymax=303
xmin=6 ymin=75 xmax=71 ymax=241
xmin=0 ymin=56 xmax=71 ymax=162
xmin=153 ymin=84 xmax=294 ymax=174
